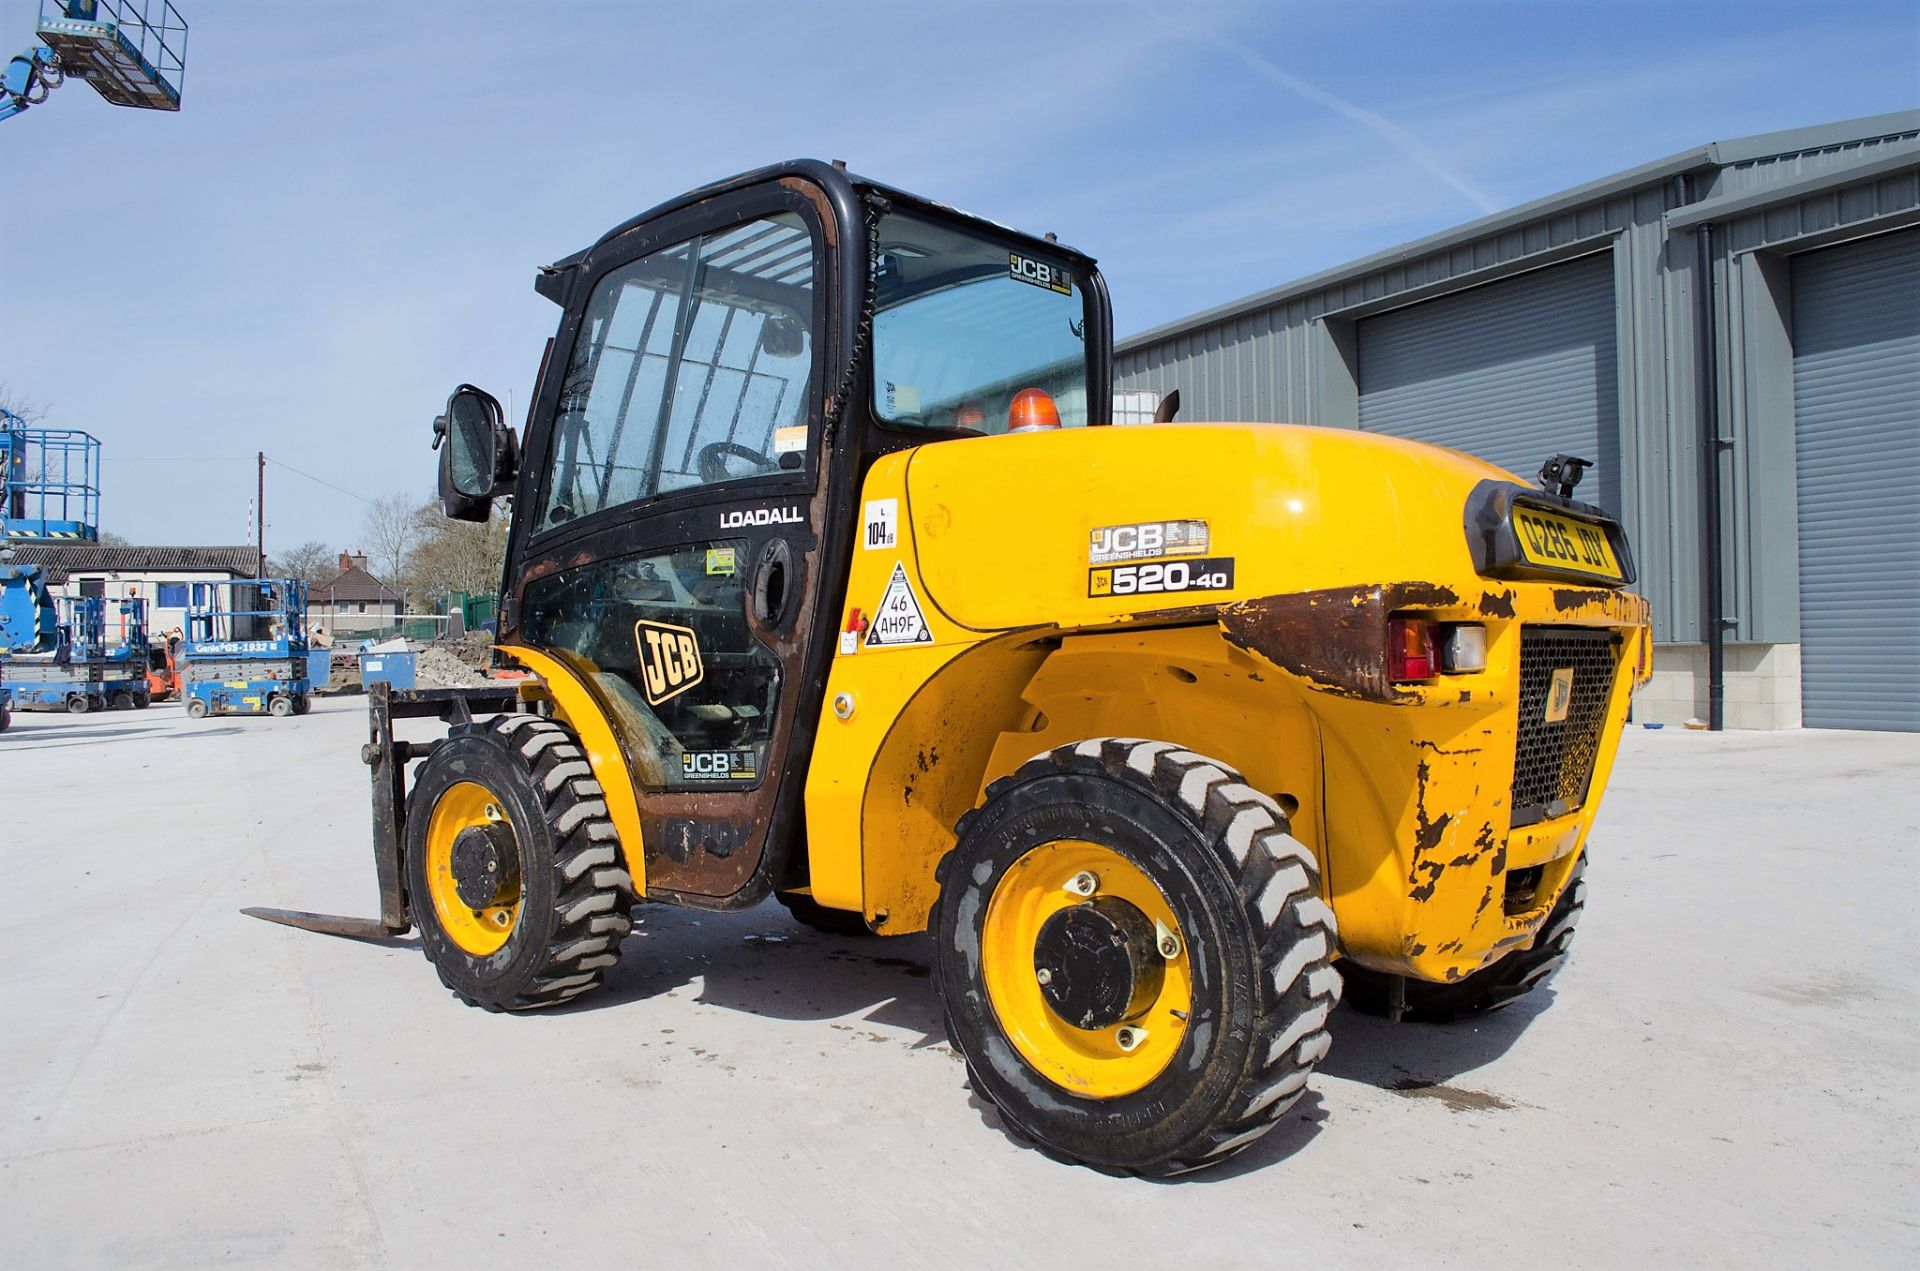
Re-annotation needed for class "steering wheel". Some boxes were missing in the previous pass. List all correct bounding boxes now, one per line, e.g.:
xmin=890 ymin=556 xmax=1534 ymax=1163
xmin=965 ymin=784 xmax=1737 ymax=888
xmin=697 ymin=441 xmax=774 ymax=483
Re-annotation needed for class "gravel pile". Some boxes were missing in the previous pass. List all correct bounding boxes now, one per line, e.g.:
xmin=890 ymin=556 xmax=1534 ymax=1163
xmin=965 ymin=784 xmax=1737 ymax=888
xmin=414 ymin=645 xmax=490 ymax=689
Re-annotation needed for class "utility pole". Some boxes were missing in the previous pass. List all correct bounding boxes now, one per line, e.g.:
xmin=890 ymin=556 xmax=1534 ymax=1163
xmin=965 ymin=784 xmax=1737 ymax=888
xmin=256 ymin=450 xmax=265 ymax=577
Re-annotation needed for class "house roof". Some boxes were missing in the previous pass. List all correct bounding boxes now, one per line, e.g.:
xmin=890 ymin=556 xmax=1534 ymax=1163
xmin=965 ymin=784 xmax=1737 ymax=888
xmin=1 ymin=544 xmax=259 ymax=587
xmin=1117 ymin=109 xmax=1920 ymax=355
xmin=315 ymin=564 xmax=399 ymax=604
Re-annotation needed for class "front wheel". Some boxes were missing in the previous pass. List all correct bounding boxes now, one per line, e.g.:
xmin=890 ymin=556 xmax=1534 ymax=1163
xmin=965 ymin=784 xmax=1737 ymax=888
xmin=185 ymin=697 xmax=209 ymax=720
xmin=407 ymin=713 xmax=636 ymax=1011
xmin=268 ymin=695 xmax=294 ymax=718
xmin=1341 ymin=854 xmax=1587 ymax=1022
xmin=932 ymin=738 xmax=1341 ymax=1175
xmin=66 ymin=694 xmax=90 ymax=715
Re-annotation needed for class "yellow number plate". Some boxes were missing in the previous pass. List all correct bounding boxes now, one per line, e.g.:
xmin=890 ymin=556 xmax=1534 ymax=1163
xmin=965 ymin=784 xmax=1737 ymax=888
xmin=1512 ymin=506 xmax=1623 ymax=581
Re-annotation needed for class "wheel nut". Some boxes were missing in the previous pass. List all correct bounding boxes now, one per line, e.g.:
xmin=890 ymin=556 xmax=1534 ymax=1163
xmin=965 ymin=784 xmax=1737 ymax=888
xmin=1035 ymin=967 xmax=1053 ymax=986
xmin=1064 ymin=871 xmax=1099 ymax=897
xmin=484 ymin=803 xmax=502 ymax=822
xmin=1155 ymin=920 xmax=1181 ymax=960
xmin=1115 ymin=1026 xmax=1148 ymax=1052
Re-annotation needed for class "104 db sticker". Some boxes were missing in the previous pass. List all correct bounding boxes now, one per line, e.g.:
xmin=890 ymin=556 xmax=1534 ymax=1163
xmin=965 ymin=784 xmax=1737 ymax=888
xmin=1089 ymin=557 xmax=1235 ymax=598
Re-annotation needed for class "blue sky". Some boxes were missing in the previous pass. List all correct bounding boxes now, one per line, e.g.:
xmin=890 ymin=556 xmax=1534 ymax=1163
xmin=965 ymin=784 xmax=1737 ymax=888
xmin=3 ymin=0 xmax=1915 ymax=552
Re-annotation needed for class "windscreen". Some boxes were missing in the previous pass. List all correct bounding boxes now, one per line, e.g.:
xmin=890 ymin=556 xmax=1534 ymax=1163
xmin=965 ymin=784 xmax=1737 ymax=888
xmin=536 ymin=213 xmax=817 ymax=535
xmin=870 ymin=211 xmax=1090 ymax=434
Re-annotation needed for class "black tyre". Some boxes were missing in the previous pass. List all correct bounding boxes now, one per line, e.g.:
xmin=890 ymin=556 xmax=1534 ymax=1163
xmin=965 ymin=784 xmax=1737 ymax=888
xmin=132 ymin=688 xmax=151 ymax=709
xmin=268 ymin=695 xmax=294 ymax=718
xmin=185 ymin=696 xmax=210 ymax=719
xmin=932 ymin=737 xmax=1341 ymax=1175
xmin=66 ymin=694 xmax=90 ymax=715
xmin=111 ymin=691 xmax=135 ymax=711
xmin=1340 ymin=853 xmax=1586 ymax=1023
xmin=775 ymin=890 xmax=873 ymax=937
xmin=292 ymin=693 xmax=311 ymax=716
xmin=0 ymin=704 xmax=11 ymax=732
xmin=406 ymin=712 xmax=636 ymax=1011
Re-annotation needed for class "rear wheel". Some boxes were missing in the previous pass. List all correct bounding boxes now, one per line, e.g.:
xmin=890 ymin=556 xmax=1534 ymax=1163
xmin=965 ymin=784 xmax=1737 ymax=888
xmin=268 ymin=695 xmax=294 ymax=718
xmin=1341 ymin=853 xmax=1586 ymax=1022
xmin=66 ymin=694 xmax=90 ymax=715
xmin=932 ymin=738 xmax=1341 ymax=1175
xmin=111 ymin=691 xmax=135 ymax=711
xmin=407 ymin=712 xmax=636 ymax=1011
xmin=185 ymin=696 xmax=209 ymax=719
xmin=132 ymin=688 xmax=151 ymax=709
xmin=292 ymin=693 xmax=311 ymax=715
xmin=775 ymin=890 xmax=873 ymax=937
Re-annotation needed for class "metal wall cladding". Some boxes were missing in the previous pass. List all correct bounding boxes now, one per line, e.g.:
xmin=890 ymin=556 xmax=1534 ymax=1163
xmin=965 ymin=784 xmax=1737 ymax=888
xmin=1355 ymin=252 xmax=1622 ymax=516
xmin=1790 ymin=228 xmax=1920 ymax=732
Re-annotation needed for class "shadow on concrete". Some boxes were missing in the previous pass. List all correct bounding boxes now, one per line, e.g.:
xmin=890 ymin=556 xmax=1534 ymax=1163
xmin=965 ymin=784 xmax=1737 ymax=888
xmin=568 ymin=898 xmax=945 ymax=1040
xmin=0 ymin=725 xmax=170 ymax=750
xmin=1318 ymin=991 xmax=1553 ymax=1090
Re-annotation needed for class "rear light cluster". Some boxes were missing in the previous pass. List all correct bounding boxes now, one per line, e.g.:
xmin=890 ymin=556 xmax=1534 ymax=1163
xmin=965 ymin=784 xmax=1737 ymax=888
xmin=1388 ymin=617 xmax=1488 ymax=684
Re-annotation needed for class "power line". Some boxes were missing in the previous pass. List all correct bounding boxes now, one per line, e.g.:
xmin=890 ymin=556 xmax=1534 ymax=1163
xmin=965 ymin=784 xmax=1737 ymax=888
xmin=263 ymin=456 xmax=377 ymax=506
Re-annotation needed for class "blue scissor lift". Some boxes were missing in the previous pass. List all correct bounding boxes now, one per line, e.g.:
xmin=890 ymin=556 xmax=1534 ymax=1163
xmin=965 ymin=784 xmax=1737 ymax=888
xmin=4 ymin=2 xmax=187 ymax=123
xmin=2 ymin=414 xmax=101 ymax=543
xmin=2 ymin=592 xmax=117 ymax=714
xmin=182 ymin=579 xmax=314 ymax=719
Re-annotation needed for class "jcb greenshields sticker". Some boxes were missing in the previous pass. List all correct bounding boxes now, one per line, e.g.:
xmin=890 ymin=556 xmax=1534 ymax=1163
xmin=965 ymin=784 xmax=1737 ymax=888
xmin=705 ymin=547 xmax=738 ymax=576
xmin=682 ymin=749 xmax=758 ymax=781
xmin=1009 ymin=252 xmax=1072 ymax=295
xmin=634 ymin=619 xmax=703 ymax=705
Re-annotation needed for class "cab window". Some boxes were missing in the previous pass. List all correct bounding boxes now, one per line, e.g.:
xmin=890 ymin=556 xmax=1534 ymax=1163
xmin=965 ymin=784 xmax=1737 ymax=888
xmin=870 ymin=210 xmax=1090 ymax=434
xmin=536 ymin=213 xmax=817 ymax=535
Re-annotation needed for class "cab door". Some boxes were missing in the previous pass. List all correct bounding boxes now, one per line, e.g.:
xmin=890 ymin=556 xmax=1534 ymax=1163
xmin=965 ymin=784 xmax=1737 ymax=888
xmin=499 ymin=182 xmax=844 ymax=905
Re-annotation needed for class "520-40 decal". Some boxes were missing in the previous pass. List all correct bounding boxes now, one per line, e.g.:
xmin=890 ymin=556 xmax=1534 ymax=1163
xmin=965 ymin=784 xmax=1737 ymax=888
xmin=1089 ymin=557 xmax=1236 ymax=598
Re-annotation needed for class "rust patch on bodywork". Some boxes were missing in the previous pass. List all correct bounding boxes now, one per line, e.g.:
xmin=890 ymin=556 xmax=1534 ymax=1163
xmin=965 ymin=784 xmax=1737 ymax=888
xmin=1552 ymin=587 xmax=1612 ymax=613
xmin=1218 ymin=582 xmax=1458 ymax=704
xmin=1478 ymin=589 xmax=1517 ymax=618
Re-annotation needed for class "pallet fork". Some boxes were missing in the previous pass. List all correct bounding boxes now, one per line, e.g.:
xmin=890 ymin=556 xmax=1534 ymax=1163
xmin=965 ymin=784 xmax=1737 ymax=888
xmin=241 ymin=682 xmax=520 ymax=940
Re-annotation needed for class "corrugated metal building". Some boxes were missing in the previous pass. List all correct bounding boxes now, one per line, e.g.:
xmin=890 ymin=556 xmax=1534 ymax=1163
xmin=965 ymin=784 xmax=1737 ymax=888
xmin=1115 ymin=111 xmax=1920 ymax=731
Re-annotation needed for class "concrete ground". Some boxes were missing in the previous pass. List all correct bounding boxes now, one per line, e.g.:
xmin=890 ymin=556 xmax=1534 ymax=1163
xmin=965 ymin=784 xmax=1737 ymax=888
xmin=0 ymin=698 xmax=1914 ymax=1269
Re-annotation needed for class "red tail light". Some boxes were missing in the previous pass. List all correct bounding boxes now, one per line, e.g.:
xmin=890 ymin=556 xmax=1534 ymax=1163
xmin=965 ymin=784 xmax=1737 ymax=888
xmin=1388 ymin=617 xmax=1436 ymax=682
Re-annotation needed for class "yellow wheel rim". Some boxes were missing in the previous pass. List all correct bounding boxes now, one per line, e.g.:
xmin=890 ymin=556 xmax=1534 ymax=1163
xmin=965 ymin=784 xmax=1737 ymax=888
xmin=424 ymin=780 xmax=521 ymax=956
xmin=981 ymin=840 xmax=1191 ymax=1099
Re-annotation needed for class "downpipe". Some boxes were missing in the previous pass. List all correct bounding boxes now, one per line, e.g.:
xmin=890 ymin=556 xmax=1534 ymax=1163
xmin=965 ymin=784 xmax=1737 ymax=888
xmin=1685 ymin=176 xmax=1730 ymax=731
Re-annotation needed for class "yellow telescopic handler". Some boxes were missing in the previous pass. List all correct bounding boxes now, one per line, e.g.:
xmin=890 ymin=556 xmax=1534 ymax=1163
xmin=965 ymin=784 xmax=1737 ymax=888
xmin=247 ymin=161 xmax=1651 ymax=1174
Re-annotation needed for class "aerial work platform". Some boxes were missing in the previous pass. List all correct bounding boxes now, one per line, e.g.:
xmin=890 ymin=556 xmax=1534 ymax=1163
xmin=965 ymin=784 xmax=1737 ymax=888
xmin=1 ymin=416 xmax=101 ymax=543
xmin=4 ymin=1 xmax=186 ymax=122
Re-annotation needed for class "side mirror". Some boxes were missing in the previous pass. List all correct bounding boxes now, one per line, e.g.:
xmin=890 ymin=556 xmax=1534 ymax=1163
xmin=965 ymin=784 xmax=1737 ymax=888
xmin=434 ymin=384 xmax=519 ymax=522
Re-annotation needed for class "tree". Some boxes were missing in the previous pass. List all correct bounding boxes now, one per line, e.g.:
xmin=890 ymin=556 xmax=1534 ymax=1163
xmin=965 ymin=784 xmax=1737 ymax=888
xmin=360 ymin=493 xmax=419 ymax=592
xmin=270 ymin=539 xmax=336 ymax=587
xmin=0 ymin=383 xmax=49 ymax=424
xmin=404 ymin=500 xmax=508 ymax=601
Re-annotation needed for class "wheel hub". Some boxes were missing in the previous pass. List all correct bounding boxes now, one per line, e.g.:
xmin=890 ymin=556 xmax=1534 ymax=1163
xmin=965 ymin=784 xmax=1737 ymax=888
xmin=449 ymin=823 xmax=520 ymax=909
xmin=1032 ymin=897 xmax=1165 ymax=1030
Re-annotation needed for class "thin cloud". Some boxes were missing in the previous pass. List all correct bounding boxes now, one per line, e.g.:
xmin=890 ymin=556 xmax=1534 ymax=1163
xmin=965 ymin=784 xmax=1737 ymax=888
xmin=1130 ymin=2 xmax=1502 ymax=215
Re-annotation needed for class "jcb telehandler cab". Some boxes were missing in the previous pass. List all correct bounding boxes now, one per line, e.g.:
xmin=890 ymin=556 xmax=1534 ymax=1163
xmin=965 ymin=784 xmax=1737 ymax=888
xmin=249 ymin=160 xmax=1650 ymax=1174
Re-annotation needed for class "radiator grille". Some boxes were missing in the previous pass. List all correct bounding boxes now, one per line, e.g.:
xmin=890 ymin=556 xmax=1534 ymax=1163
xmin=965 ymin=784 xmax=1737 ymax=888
xmin=1511 ymin=627 xmax=1620 ymax=828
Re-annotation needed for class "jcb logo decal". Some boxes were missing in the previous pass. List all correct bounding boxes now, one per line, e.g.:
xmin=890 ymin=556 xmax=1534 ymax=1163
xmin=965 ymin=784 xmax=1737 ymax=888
xmin=635 ymin=619 xmax=703 ymax=705
xmin=1544 ymin=668 xmax=1575 ymax=723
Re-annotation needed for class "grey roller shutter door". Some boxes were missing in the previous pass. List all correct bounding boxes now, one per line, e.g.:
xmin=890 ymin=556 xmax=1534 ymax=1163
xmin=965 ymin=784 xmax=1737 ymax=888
xmin=1791 ymin=228 xmax=1920 ymax=733
xmin=1357 ymin=252 xmax=1620 ymax=515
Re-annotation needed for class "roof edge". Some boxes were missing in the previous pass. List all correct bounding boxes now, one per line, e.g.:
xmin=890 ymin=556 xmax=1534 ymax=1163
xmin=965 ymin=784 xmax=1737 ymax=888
xmin=1118 ymin=110 xmax=1920 ymax=356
